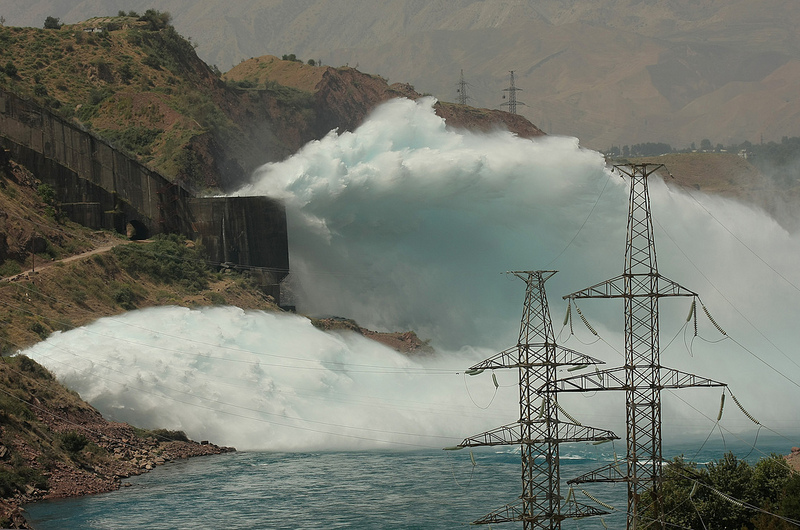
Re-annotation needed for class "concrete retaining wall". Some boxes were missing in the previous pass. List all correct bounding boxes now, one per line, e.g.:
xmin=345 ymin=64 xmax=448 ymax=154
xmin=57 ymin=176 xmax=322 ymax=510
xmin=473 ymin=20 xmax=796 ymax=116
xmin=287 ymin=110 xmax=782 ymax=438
xmin=0 ymin=89 xmax=290 ymax=301
xmin=189 ymin=196 xmax=289 ymax=300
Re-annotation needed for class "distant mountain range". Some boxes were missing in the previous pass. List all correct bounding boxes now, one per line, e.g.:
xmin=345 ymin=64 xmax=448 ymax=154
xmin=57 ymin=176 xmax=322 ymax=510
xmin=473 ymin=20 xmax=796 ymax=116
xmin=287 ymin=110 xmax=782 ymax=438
xmin=4 ymin=0 xmax=799 ymax=149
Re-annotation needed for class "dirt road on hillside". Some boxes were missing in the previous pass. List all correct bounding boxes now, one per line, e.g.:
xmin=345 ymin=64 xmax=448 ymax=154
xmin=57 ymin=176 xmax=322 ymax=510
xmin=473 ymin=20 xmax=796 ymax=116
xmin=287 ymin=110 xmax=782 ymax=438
xmin=2 ymin=241 xmax=132 ymax=283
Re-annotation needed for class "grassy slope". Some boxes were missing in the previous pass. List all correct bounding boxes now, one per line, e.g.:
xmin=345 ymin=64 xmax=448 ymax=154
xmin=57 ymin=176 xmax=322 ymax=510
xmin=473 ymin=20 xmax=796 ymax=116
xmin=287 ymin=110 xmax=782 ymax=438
xmin=0 ymin=17 xmax=238 ymax=190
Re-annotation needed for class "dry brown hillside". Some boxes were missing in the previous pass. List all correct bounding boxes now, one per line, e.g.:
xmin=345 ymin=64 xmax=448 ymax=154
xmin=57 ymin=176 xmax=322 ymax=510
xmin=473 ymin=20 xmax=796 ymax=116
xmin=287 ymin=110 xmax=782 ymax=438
xmin=630 ymin=152 xmax=800 ymax=229
xmin=9 ymin=0 xmax=798 ymax=149
xmin=225 ymin=55 xmax=545 ymax=140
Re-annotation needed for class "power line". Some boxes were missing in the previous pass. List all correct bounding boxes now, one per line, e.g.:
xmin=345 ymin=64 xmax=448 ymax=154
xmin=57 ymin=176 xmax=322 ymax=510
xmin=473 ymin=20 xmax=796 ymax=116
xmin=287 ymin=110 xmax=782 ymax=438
xmin=680 ymin=187 xmax=800 ymax=294
xmin=456 ymin=271 xmax=618 ymax=528
xmin=561 ymin=164 xmax=726 ymax=529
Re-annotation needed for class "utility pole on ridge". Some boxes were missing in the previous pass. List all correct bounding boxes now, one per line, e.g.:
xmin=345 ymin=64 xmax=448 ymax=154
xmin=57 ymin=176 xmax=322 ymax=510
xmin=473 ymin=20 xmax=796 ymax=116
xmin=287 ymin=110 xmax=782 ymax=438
xmin=455 ymin=270 xmax=618 ymax=529
xmin=501 ymin=70 xmax=525 ymax=115
xmin=456 ymin=69 xmax=470 ymax=105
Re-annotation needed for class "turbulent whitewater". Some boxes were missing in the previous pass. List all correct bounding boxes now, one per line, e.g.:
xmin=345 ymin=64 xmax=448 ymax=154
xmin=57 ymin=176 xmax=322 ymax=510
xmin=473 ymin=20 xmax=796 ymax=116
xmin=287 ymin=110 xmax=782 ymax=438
xmin=22 ymin=97 xmax=800 ymax=450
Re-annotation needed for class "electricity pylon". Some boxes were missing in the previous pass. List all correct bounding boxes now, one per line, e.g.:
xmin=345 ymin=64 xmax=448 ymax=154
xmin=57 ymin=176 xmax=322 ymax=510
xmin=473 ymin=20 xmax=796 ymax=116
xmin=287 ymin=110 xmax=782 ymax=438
xmin=501 ymin=71 xmax=526 ymax=114
xmin=456 ymin=270 xmax=619 ymax=529
xmin=456 ymin=69 xmax=471 ymax=105
xmin=556 ymin=164 xmax=726 ymax=528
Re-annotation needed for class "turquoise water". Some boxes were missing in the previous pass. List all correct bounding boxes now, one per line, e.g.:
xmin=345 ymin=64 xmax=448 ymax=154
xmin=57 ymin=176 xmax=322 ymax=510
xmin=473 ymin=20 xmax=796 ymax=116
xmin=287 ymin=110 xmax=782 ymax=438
xmin=24 ymin=435 xmax=789 ymax=529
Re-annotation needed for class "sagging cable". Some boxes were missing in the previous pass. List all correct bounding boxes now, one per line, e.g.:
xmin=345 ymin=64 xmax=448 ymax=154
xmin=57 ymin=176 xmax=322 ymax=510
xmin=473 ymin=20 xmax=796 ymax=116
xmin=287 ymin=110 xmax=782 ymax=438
xmin=574 ymin=304 xmax=598 ymax=336
xmin=717 ymin=392 xmax=725 ymax=422
xmin=556 ymin=402 xmax=582 ymax=426
xmin=581 ymin=489 xmax=615 ymax=511
xmin=729 ymin=391 xmax=761 ymax=425
xmin=702 ymin=304 xmax=727 ymax=336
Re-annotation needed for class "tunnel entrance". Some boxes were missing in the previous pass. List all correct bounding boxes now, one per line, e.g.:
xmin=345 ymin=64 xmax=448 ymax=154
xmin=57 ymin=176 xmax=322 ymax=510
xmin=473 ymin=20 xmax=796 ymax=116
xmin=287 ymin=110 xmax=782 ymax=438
xmin=126 ymin=220 xmax=150 ymax=240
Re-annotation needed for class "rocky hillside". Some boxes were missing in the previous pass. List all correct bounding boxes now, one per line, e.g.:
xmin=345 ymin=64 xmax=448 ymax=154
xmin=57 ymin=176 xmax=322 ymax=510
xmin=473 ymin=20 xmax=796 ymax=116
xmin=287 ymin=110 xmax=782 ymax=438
xmin=224 ymin=55 xmax=544 ymax=141
xmin=0 ymin=13 xmax=543 ymax=193
xmin=4 ymin=1 xmax=798 ymax=150
xmin=0 ymin=146 xmax=274 ymax=527
xmin=0 ymin=352 xmax=233 ymax=528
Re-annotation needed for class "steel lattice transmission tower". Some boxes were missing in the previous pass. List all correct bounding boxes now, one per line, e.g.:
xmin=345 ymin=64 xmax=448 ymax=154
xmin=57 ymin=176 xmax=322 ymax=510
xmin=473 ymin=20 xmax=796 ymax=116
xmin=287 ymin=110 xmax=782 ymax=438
xmin=501 ymin=70 xmax=526 ymax=114
xmin=555 ymin=164 xmax=726 ymax=529
xmin=456 ymin=69 xmax=471 ymax=105
xmin=456 ymin=271 xmax=619 ymax=529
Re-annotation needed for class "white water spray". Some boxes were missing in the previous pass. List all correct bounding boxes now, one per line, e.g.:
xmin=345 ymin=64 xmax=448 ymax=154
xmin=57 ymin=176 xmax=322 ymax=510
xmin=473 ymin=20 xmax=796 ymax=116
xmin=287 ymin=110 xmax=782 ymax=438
xmin=24 ymin=306 xmax=506 ymax=451
xmin=23 ymin=97 xmax=800 ymax=449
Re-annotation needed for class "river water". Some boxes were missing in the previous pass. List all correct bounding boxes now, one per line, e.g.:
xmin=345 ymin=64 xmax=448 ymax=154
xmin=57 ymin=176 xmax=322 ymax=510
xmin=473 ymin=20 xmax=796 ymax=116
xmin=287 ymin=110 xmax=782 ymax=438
xmin=24 ymin=435 xmax=788 ymax=529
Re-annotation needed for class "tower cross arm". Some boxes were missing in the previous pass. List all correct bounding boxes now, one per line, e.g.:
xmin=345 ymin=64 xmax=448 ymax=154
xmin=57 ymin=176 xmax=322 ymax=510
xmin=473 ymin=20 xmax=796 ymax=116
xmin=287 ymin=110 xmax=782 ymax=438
xmin=465 ymin=346 xmax=518 ymax=372
xmin=568 ymin=461 xmax=628 ymax=484
xmin=545 ymin=366 xmax=726 ymax=393
xmin=459 ymin=420 xmax=619 ymax=448
xmin=458 ymin=422 xmax=522 ymax=447
xmin=552 ymin=422 xmax=620 ymax=443
xmin=472 ymin=500 xmax=524 ymax=525
xmin=466 ymin=345 xmax=607 ymax=374
xmin=563 ymin=274 xmax=698 ymax=300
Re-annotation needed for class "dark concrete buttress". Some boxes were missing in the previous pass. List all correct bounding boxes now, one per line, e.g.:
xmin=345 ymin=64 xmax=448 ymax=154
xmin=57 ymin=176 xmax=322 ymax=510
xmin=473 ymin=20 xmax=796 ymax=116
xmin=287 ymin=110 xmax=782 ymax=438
xmin=0 ymin=89 xmax=290 ymax=303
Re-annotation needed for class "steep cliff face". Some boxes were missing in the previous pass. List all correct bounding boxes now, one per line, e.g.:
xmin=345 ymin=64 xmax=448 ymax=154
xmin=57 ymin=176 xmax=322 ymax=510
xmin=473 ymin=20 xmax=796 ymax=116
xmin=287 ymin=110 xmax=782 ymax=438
xmin=223 ymin=56 xmax=545 ymax=184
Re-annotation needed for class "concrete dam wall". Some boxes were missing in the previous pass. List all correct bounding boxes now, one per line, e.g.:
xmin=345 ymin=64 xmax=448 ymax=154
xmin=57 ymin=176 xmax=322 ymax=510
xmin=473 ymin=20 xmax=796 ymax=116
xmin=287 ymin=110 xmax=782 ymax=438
xmin=0 ymin=89 xmax=288 ymax=301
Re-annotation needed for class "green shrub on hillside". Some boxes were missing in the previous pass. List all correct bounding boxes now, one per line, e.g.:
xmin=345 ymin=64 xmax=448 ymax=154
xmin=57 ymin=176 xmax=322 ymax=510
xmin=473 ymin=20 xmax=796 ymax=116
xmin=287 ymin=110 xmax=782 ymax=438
xmin=111 ymin=283 xmax=138 ymax=309
xmin=0 ymin=261 xmax=21 ymax=277
xmin=3 ymin=61 xmax=16 ymax=77
xmin=138 ymin=9 xmax=172 ymax=31
xmin=112 ymin=234 xmax=210 ymax=291
xmin=102 ymin=126 xmax=161 ymax=155
xmin=43 ymin=17 xmax=62 ymax=30
xmin=0 ymin=462 xmax=46 ymax=497
xmin=60 ymin=431 xmax=88 ymax=453
xmin=12 ymin=355 xmax=52 ymax=381
xmin=150 ymin=428 xmax=189 ymax=442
